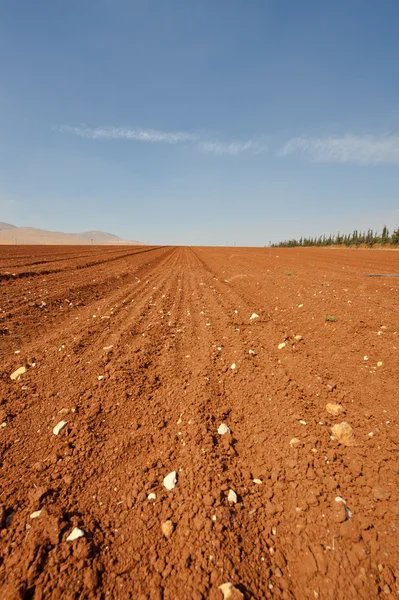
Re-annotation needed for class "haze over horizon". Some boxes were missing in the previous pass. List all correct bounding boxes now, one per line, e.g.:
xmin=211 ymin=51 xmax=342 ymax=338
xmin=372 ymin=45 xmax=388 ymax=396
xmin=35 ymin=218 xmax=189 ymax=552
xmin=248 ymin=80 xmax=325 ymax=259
xmin=1 ymin=0 xmax=399 ymax=246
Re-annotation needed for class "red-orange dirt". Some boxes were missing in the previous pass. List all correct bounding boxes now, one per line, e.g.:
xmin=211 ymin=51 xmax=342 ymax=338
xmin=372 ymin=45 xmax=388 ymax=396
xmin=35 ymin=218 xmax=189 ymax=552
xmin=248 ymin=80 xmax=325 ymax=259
xmin=0 ymin=245 xmax=398 ymax=599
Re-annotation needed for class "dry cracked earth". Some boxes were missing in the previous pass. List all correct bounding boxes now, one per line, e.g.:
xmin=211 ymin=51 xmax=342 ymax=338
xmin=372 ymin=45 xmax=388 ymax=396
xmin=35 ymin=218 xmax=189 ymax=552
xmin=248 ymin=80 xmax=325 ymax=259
xmin=0 ymin=245 xmax=398 ymax=599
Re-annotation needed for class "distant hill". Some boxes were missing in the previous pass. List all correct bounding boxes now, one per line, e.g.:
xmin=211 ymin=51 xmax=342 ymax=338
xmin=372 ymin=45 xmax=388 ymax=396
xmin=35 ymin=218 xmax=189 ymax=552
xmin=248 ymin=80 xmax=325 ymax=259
xmin=72 ymin=231 xmax=127 ymax=244
xmin=0 ymin=223 xmax=142 ymax=245
xmin=0 ymin=222 xmax=17 ymax=230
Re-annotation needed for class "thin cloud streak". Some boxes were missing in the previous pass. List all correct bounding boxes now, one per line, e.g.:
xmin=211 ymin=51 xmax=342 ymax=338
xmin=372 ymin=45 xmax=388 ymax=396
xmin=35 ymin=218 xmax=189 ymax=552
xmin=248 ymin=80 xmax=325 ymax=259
xmin=59 ymin=125 xmax=198 ymax=144
xmin=59 ymin=125 xmax=262 ymax=156
xmin=199 ymin=140 xmax=261 ymax=155
xmin=280 ymin=134 xmax=399 ymax=165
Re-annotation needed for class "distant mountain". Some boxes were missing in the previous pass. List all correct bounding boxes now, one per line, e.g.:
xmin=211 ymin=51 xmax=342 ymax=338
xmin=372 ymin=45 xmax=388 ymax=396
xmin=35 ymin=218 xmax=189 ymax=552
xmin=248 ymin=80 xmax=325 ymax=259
xmin=0 ymin=222 xmax=17 ymax=230
xmin=72 ymin=231 xmax=126 ymax=243
xmin=0 ymin=224 xmax=142 ymax=245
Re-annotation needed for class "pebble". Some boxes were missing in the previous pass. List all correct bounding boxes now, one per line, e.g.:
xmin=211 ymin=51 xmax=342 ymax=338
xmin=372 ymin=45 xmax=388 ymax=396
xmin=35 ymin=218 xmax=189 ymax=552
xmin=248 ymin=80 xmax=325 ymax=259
xmin=218 ymin=582 xmax=244 ymax=599
xmin=249 ymin=313 xmax=259 ymax=320
xmin=147 ymin=493 xmax=156 ymax=501
xmin=230 ymin=363 xmax=236 ymax=370
xmin=331 ymin=422 xmax=355 ymax=446
xmin=218 ymin=423 xmax=231 ymax=435
xmin=161 ymin=520 xmax=174 ymax=538
xmin=253 ymin=479 xmax=262 ymax=484
xmin=294 ymin=335 xmax=303 ymax=341
xmin=377 ymin=361 xmax=383 ymax=367
xmin=53 ymin=420 xmax=67 ymax=435
xmin=30 ymin=510 xmax=42 ymax=519
xmin=299 ymin=420 xmax=307 ymax=425
xmin=289 ymin=438 xmax=301 ymax=447
xmin=66 ymin=527 xmax=85 ymax=541
xmin=278 ymin=342 xmax=286 ymax=350
xmin=326 ymin=403 xmax=343 ymax=416
xmin=163 ymin=471 xmax=177 ymax=490
xmin=10 ymin=366 xmax=27 ymax=380
xmin=98 ymin=376 xmax=104 ymax=381
xmin=227 ymin=489 xmax=238 ymax=504
xmin=248 ymin=349 xmax=256 ymax=355
xmin=103 ymin=345 xmax=113 ymax=351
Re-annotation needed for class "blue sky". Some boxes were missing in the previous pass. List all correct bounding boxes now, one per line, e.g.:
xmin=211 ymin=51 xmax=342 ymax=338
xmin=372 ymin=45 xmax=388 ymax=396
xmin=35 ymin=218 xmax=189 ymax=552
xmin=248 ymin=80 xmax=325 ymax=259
xmin=1 ymin=0 xmax=399 ymax=245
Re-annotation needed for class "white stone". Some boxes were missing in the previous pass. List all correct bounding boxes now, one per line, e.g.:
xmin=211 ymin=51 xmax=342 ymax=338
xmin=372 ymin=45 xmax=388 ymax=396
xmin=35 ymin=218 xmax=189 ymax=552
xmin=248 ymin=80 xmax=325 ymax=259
xmin=163 ymin=471 xmax=177 ymax=490
xmin=249 ymin=313 xmax=259 ymax=320
xmin=218 ymin=423 xmax=231 ymax=435
xmin=66 ymin=527 xmax=85 ymax=541
xmin=278 ymin=342 xmax=286 ymax=350
xmin=335 ymin=496 xmax=346 ymax=504
xmin=227 ymin=489 xmax=237 ymax=504
xmin=219 ymin=582 xmax=244 ymax=599
xmin=10 ymin=366 xmax=27 ymax=380
xmin=53 ymin=420 xmax=67 ymax=435
xmin=230 ymin=363 xmax=236 ymax=370
xmin=30 ymin=510 xmax=42 ymax=519
xmin=147 ymin=492 xmax=156 ymax=500
xmin=299 ymin=420 xmax=307 ymax=425
xmin=253 ymin=479 xmax=262 ymax=484
xmin=248 ymin=349 xmax=256 ymax=355
xmin=289 ymin=437 xmax=301 ymax=447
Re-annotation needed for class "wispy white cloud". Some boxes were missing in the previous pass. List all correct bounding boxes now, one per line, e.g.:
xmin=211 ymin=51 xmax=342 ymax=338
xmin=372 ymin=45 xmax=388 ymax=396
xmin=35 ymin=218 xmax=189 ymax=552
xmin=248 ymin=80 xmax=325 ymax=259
xmin=280 ymin=134 xmax=399 ymax=165
xmin=59 ymin=125 xmax=198 ymax=144
xmin=199 ymin=140 xmax=262 ymax=156
xmin=59 ymin=124 xmax=262 ymax=156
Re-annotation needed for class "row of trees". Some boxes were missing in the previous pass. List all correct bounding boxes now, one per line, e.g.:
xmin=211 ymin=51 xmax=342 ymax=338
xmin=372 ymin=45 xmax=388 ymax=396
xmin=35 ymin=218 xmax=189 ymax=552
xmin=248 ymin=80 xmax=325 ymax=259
xmin=273 ymin=226 xmax=399 ymax=248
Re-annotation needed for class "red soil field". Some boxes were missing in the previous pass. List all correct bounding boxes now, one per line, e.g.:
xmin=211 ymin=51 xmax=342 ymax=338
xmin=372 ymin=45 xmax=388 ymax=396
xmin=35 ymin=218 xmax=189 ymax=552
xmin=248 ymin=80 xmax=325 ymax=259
xmin=0 ymin=245 xmax=398 ymax=599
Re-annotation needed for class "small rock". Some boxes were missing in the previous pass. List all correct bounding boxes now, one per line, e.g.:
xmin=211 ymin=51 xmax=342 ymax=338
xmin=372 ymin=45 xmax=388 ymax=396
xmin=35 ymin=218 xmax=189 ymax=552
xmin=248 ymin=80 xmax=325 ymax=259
xmin=377 ymin=361 xmax=383 ymax=367
xmin=66 ymin=527 xmax=85 ymax=541
xmin=278 ymin=342 xmax=286 ymax=350
xmin=227 ymin=489 xmax=237 ymax=504
xmin=30 ymin=510 xmax=42 ymax=519
xmin=230 ymin=363 xmax=236 ymax=370
xmin=147 ymin=492 xmax=156 ymax=500
xmin=331 ymin=422 xmax=355 ymax=446
xmin=218 ymin=423 xmax=231 ymax=435
xmin=161 ymin=520 xmax=174 ymax=538
xmin=103 ymin=345 xmax=113 ymax=351
xmin=294 ymin=335 xmax=303 ymax=341
xmin=249 ymin=313 xmax=259 ymax=321
xmin=363 ymin=356 xmax=368 ymax=361
xmin=218 ymin=582 xmax=244 ymax=599
xmin=163 ymin=471 xmax=177 ymax=490
xmin=53 ymin=421 xmax=67 ymax=435
xmin=248 ymin=349 xmax=256 ymax=355
xmin=299 ymin=420 xmax=307 ymax=425
xmin=326 ymin=403 xmax=343 ymax=416
xmin=10 ymin=366 xmax=27 ymax=380
xmin=289 ymin=438 xmax=301 ymax=447
xmin=335 ymin=496 xmax=346 ymax=505
xmin=253 ymin=479 xmax=262 ymax=484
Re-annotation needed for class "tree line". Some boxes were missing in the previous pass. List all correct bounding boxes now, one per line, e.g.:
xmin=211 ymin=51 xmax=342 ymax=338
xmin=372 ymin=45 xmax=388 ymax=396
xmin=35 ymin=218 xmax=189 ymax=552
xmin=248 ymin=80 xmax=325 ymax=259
xmin=273 ymin=226 xmax=399 ymax=248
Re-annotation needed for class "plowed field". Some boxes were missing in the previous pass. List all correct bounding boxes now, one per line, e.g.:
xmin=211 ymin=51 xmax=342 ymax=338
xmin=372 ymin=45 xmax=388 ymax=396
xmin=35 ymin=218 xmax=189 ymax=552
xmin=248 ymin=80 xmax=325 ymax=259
xmin=1 ymin=245 xmax=398 ymax=599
